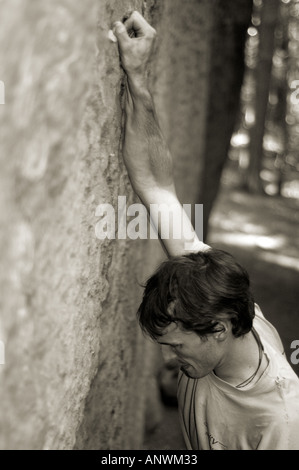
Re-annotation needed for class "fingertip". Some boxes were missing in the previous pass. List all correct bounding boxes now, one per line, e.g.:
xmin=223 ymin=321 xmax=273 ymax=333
xmin=113 ymin=21 xmax=127 ymax=35
xmin=108 ymin=29 xmax=117 ymax=43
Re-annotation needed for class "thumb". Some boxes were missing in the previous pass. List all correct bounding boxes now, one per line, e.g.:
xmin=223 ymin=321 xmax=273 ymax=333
xmin=113 ymin=21 xmax=130 ymax=46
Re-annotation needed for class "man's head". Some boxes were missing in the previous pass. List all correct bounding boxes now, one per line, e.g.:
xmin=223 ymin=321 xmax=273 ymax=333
xmin=137 ymin=249 xmax=255 ymax=378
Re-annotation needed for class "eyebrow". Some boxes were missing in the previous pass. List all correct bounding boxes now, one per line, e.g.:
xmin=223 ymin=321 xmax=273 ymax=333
xmin=156 ymin=341 xmax=179 ymax=347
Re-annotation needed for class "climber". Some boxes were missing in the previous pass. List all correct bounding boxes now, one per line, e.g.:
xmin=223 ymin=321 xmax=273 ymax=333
xmin=112 ymin=11 xmax=299 ymax=450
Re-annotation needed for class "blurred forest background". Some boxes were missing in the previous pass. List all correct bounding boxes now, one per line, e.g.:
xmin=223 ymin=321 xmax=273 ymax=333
xmin=231 ymin=0 xmax=299 ymax=198
xmin=144 ymin=0 xmax=299 ymax=450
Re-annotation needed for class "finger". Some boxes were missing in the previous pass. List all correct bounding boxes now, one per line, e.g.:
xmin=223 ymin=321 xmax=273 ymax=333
xmin=124 ymin=11 xmax=153 ymax=38
xmin=113 ymin=21 xmax=131 ymax=47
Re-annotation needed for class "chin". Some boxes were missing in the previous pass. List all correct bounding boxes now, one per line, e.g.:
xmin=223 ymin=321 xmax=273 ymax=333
xmin=181 ymin=365 xmax=200 ymax=379
xmin=180 ymin=365 xmax=208 ymax=380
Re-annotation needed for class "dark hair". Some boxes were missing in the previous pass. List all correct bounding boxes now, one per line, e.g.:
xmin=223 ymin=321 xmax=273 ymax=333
xmin=137 ymin=248 xmax=255 ymax=339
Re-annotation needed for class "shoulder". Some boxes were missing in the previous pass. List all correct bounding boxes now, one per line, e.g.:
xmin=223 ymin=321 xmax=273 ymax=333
xmin=253 ymin=303 xmax=285 ymax=355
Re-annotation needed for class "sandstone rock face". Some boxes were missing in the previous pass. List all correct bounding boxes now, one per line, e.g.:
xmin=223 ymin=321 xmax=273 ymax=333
xmin=0 ymin=0 xmax=213 ymax=450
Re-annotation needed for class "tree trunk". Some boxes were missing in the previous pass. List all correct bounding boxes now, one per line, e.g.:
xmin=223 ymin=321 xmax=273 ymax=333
xmin=151 ymin=0 xmax=214 ymax=210
xmin=198 ymin=0 xmax=253 ymax=241
xmin=152 ymin=0 xmax=253 ymax=243
xmin=273 ymin=1 xmax=290 ymax=196
xmin=246 ymin=0 xmax=280 ymax=193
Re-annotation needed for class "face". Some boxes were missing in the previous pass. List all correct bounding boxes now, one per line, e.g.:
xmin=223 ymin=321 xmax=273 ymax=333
xmin=156 ymin=322 xmax=225 ymax=379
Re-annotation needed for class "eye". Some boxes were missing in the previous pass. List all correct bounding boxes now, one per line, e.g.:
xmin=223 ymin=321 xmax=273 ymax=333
xmin=170 ymin=344 xmax=182 ymax=351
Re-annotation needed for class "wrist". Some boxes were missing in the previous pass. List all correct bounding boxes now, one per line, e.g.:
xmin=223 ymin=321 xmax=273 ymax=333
xmin=126 ymin=74 xmax=152 ymax=104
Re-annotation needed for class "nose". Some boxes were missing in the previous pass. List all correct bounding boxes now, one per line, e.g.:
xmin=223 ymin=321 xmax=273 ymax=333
xmin=160 ymin=345 xmax=177 ymax=362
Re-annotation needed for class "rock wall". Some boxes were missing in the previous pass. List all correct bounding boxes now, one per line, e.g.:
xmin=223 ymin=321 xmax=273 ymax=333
xmin=0 ymin=0 xmax=214 ymax=450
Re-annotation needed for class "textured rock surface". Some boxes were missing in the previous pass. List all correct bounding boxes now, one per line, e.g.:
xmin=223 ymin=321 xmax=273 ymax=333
xmin=0 ymin=0 xmax=164 ymax=450
xmin=0 ymin=0 xmax=219 ymax=450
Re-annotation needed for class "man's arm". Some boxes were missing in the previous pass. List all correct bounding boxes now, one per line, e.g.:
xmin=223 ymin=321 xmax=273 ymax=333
xmin=113 ymin=12 xmax=210 ymax=257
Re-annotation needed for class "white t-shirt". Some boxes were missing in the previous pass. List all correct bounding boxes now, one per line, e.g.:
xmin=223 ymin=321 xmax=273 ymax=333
xmin=177 ymin=304 xmax=299 ymax=450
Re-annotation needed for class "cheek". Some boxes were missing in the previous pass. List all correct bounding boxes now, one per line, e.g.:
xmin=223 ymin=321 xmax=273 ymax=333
xmin=176 ymin=348 xmax=200 ymax=364
xmin=181 ymin=344 xmax=216 ymax=367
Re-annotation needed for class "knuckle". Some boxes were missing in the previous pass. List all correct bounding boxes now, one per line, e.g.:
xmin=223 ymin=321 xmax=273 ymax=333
xmin=147 ymin=27 xmax=157 ymax=40
xmin=150 ymin=27 xmax=157 ymax=37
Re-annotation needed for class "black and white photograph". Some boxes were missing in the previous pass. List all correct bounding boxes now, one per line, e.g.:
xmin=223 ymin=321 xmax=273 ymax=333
xmin=0 ymin=0 xmax=299 ymax=452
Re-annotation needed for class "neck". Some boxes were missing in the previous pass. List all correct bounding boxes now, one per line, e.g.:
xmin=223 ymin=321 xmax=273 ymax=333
xmin=214 ymin=329 xmax=264 ymax=387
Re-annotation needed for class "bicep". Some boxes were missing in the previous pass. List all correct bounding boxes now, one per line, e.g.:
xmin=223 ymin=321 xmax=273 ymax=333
xmin=139 ymin=186 xmax=211 ymax=257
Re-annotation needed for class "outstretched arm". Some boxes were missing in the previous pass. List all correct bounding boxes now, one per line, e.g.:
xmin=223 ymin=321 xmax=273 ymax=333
xmin=114 ymin=11 xmax=210 ymax=257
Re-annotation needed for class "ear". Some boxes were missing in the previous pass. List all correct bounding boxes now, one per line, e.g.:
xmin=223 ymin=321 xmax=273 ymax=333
xmin=213 ymin=320 xmax=231 ymax=342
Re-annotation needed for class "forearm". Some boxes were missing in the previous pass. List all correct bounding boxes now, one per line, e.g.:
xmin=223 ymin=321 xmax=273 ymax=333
xmin=114 ymin=13 xmax=210 ymax=255
xmin=123 ymin=75 xmax=175 ymax=199
xmin=122 ymin=77 xmax=209 ymax=256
